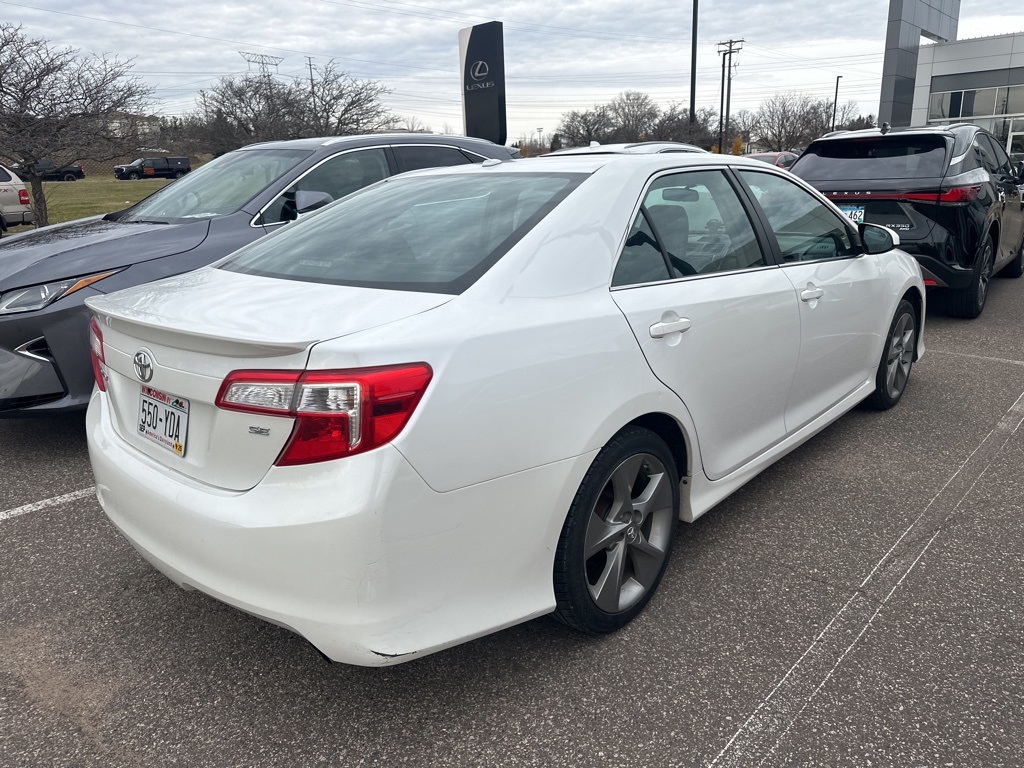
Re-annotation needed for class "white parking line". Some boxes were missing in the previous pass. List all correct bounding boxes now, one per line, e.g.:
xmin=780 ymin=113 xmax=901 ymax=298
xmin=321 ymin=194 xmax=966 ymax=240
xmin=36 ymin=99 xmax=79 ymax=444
xmin=0 ymin=487 xmax=96 ymax=523
xmin=709 ymin=388 xmax=1024 ymax=767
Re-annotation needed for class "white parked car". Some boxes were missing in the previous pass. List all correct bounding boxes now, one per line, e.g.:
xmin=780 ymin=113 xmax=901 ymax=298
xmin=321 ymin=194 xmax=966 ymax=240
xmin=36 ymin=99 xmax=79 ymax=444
xmin=86 ymin=154 xmax=925 ymax=666
xmin=0 ymin=164 xmax=33 ymax=235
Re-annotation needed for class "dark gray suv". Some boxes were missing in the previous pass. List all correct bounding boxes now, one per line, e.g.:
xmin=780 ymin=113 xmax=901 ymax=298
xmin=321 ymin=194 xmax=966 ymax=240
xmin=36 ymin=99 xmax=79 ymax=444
xmin=0 ymin=134 xmax=519 ymax=415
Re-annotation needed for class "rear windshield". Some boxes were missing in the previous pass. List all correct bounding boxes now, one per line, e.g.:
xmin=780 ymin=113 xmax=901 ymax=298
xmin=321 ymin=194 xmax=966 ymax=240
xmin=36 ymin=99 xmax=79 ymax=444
xmin=793 ymin=136 xmax=949 ymax=180
xmin=218 ymin=172 xmax=585 ymax=294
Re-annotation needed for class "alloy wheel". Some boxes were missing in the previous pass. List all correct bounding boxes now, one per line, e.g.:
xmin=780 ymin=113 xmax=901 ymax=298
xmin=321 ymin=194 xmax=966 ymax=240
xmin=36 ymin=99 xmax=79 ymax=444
xmin=885 ymin=311 xmax=915 ymax=399
xmin=977 ymin=240 xmax=994 ymax=308
xmin=582 ymin=453 xmax=674 ymax=614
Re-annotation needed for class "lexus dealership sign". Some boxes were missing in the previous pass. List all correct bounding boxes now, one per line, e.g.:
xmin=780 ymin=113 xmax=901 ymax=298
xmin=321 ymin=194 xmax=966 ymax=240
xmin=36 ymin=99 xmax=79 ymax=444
xmin=459 ymin=21 xmax=507 ymax=145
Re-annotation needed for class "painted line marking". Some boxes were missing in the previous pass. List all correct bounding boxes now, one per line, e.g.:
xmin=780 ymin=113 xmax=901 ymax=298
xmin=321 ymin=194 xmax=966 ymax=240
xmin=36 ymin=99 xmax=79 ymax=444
xmin=709 ymin=389 xmax=1024 ymax=767
xmin=930 ymin=349 xmax=1024 ymax=368
xmin=0 ymin=487 xmax=96 ymax=523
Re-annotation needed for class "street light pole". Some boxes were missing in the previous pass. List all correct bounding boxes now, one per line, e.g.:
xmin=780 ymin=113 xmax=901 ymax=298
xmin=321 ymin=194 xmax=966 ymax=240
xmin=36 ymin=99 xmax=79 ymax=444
xmin=689 ymin=0 xmax=698 ymax=126
xmin=831 ymin=75 xmax=843 ymax=131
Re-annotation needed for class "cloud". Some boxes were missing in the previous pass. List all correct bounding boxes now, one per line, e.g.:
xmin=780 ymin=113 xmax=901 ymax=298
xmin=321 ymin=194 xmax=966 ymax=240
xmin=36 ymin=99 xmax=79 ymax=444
xmin=4 ymin=0 xmax=1024 ymax=139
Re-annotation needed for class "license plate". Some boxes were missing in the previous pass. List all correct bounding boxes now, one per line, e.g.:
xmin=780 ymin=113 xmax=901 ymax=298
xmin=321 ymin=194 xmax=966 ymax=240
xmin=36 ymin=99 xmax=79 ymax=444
xmin=138 ymin=385 xmax=189 ymax=457
xmin=839 ymin=205 xmax=865 ymax=224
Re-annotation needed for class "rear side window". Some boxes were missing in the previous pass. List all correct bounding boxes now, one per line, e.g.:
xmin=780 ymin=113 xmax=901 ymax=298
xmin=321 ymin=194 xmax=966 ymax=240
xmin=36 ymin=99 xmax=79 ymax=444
xmin=0 ymin=167 xmax=11 ymax=182
xmin=794 ymin=136 xmax=949 ymax=180
xmin=220 ymin=173 xmax=584 ymax=294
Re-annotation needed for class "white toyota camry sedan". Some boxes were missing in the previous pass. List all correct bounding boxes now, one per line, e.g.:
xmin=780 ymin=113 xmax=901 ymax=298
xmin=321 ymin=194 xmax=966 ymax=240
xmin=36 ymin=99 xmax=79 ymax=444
xmin=86 ymin=154 xmax=925 ymax=666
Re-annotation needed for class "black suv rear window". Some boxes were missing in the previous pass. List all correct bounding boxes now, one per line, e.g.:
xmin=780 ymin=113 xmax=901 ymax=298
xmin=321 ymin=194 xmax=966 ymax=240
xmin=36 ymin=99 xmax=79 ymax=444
xmin=794 ymin=135 xmax=949 ymax=180
xmin=219 ymin=172 xmax=584 ymax=294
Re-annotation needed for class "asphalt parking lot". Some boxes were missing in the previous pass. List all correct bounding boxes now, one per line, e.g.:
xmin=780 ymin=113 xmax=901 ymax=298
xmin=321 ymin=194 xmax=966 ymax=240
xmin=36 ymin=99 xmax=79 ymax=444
xmin=2 ymin=279 xmax=1023 ymax=767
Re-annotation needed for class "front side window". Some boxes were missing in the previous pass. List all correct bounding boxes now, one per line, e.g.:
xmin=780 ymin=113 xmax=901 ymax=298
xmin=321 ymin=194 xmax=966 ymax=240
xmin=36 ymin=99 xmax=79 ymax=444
xmin=120 ymin=148 xmax=311 ymax=223
xmin=740 ymin=170 xmax=857 ymax=262
xmin=220 ymin=172 xmax=584 ymax=294
xmin=258 ymin=148 xmax=390 ymax=226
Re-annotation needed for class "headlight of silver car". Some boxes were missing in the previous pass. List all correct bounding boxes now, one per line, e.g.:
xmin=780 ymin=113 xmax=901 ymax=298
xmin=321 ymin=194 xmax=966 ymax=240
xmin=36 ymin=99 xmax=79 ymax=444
xmin=0 ymin=270 xmax=120 ymax=315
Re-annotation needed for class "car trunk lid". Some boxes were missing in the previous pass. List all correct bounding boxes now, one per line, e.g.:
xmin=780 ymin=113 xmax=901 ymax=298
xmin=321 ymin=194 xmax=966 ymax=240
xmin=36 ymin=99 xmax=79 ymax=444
xmin=87 ymin=268 xmax=451 ymax=490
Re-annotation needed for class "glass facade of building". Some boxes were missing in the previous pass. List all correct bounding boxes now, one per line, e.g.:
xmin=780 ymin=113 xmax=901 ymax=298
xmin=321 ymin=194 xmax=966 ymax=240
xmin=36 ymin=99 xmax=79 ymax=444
xmin=927 ymin=85 xmax=1024 ymax=162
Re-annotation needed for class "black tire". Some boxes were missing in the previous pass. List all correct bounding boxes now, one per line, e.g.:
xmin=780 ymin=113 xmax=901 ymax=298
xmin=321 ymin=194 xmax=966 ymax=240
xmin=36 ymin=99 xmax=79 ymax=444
xmin=61 ymin=173 xmax=77 ymax=182
xmin=998 ymin=235 xmax=1024 ymax=279
xmin=173 ymin=171 xmax=185 ymax=179
xmin=127 ymin=171 xmax=141 ymax=180
xmin=949 ymin=235 xmax=995 ymax=319
xmin=864 ymin=298 xmax=916 ymax=410
xmin=553 ymin=426 xmax=678 ymax=634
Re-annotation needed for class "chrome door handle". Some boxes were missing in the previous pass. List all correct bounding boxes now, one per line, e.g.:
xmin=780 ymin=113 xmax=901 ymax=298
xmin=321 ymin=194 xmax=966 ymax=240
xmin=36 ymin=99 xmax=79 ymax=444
xmin=800 ymin=287 xmax=824 ymax=302
xmin=650 ymin=318 xmax=691 ymax=338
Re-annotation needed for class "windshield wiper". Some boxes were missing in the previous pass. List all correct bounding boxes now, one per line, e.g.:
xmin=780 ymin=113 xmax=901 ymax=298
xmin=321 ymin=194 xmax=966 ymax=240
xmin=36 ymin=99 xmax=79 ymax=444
xmin=120 ymin=218 xmax=171 ymax=225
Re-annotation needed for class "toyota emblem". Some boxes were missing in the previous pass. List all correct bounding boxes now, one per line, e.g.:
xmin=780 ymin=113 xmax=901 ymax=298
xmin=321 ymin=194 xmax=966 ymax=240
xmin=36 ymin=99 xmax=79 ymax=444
xmin=470 ymin=60 xmax=489 ymax=81
xmin=133 ymin=349 xmax=154 ymax=382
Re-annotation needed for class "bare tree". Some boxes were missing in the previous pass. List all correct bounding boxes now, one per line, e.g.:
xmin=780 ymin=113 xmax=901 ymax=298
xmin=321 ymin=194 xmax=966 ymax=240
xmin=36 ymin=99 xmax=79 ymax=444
xmin=189 ymin=60 xmax=393 ymax=154
xmin=556 ymin=106 xmax=614 ymax=147
xmin=195 ymin=72 xmax=308 ymax=146
xmin=608 ymin=90 xmax=660 ymax=142
xmin=651 ymin=103 xmax=718 ymax=148
xmin=307 ymin=60 xmax=392 ymax=135
xmin=0 ymin=24 xmax=151 ymax=225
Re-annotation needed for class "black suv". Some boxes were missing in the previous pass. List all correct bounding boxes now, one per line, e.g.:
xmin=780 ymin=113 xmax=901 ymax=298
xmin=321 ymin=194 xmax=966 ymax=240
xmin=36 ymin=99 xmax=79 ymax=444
xmin=0 ymin=134 xmax=519 ymax=415
xmin=792 ymin=124 xmax=1024 ymax=318
xmin=114 ymin=157 xmax=192 ymax=180
xmin=11 ymin=159 xmax=86 ymax=181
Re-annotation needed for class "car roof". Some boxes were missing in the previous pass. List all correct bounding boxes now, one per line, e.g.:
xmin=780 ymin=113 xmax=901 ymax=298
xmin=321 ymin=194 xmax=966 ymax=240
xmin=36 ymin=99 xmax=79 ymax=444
xmin=395 ymin=152 xmax=779 ymax=178
xmin=544 ymin=141 xmax=708 ymax=156
xmin=809 ymin=122 xmax=979 ymax=144
xmin=241 ymin=133 xmax=510 ymax=152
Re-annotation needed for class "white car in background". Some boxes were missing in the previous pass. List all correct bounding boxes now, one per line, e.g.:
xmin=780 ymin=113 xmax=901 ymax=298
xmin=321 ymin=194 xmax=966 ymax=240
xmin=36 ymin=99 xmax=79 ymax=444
xmin=0 ymin=164 xmax=33 ymax=235
xmin=86 ymin=154 xmax=924 ymax=666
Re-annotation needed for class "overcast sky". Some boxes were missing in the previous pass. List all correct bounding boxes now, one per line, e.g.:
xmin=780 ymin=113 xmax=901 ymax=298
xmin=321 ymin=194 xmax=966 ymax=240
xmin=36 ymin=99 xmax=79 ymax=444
xmin=5 ymin=0 xmax=1024 ymax=142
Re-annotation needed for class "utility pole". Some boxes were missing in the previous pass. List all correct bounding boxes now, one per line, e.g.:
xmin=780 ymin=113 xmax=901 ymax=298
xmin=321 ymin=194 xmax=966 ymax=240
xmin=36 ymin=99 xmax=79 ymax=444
xmin=307 ymin=56 xmax=317 ymax=132
xmin=717 ymin=39 xmax=743 ymax=154
xmin=831 ymin=75 xmax=843 ymax=131
xmin=689 ymin=0 xmax=698 ymax=127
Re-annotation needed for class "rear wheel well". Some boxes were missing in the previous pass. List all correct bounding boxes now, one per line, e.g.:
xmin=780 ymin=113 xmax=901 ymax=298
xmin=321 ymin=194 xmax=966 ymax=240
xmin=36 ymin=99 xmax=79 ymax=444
xmin=626 ymin=413 xmax=689 ymax=480
xmin=901 ymin=288 xmax=923 ymax=360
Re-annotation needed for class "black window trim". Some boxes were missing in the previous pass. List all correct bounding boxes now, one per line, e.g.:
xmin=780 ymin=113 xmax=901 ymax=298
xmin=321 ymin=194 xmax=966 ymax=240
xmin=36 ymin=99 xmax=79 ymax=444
xmin=249 ymin=144 xmax=397 ymax=229
xmin=609 ymin=165 xmax=781 ymax=292
xmin=730 ymin=166 xmax=866 ymax=267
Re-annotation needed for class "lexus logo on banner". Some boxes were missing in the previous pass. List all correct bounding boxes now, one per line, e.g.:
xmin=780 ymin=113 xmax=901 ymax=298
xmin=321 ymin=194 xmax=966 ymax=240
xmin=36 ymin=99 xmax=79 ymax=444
xmin=458 ymin=21 xmax=506 ymax=145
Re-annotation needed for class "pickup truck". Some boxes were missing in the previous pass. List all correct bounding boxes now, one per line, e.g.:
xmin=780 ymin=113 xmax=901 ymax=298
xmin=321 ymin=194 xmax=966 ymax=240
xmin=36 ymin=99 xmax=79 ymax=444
xmin=10 ymin=159 xmax=86 ymax=181
xmin=114 ymin=157 xmax=191 ymax=180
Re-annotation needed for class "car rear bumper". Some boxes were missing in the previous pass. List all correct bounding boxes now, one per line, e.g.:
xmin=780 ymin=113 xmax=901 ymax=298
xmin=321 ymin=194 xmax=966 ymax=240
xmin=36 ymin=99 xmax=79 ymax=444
xmin=900 ymin=248 xmax=974 ymax=290
xmin=2 ymin=209 xmax=34 ymax=227
xmin=87 ymin=390 xmax=593 ymax=666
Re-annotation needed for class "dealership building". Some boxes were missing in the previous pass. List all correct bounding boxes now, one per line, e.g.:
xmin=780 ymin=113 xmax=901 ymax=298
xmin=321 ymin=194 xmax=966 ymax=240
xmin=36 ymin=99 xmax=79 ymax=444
xmin=908 ymin=31 xmax=1024 ymax=163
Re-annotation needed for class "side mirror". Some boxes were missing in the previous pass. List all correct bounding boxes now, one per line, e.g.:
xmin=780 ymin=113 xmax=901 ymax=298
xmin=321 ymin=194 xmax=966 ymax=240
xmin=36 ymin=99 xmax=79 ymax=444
xmin=859 ymin=222 xmax=899 ymax=255
xmin=294 ymin=189 xmax=334 ymax=216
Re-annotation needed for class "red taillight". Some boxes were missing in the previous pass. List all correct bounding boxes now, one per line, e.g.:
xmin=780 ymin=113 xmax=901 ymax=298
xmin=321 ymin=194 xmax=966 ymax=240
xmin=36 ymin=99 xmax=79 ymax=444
xmin=936 ymin=185 xmax=981 ymax=205
xmin=215 ymin=363 xmax=433 ymax=465
xmin=18 ymin=189 xmax=29 ymax=205
xmin=89 ymin=316 xmax=106 ymax=392
xmin=923 ymin=279 xmax=938 ymax=286
xmin=827 ymin=186 xmax=980 ymax=206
